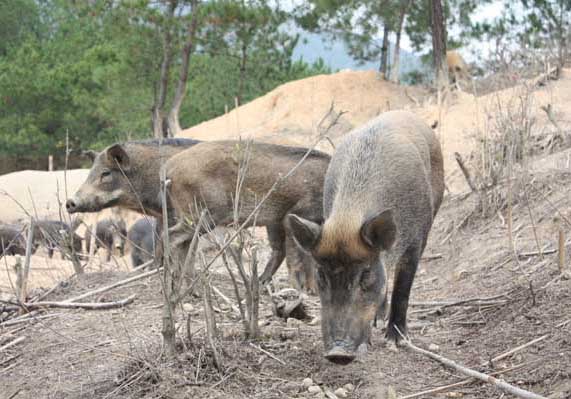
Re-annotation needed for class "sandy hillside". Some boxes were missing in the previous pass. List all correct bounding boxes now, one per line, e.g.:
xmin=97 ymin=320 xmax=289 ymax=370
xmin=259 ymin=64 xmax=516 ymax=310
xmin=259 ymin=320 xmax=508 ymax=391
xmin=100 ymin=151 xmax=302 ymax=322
xmin=180 ymin=68 xmax=571 ymax=194
xmin=180 ymin=70 xmax=429 ymax=146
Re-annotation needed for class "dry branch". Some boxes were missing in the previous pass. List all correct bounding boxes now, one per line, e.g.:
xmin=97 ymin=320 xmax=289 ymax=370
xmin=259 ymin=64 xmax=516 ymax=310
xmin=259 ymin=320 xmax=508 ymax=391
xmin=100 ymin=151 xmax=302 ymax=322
xmin=249 ymin=342 xmax=286 ymax=365
xmin=399 ymin=332 xmax=548 ymax=399
xmin=409 ymin=293 xmax=508 ymax=308
xmin=454 ymin=152 xmax=478 ymax=192
xmin=489 ymin=335 xmax=549 ymax=365
xmin=0 ymin=336 xmax=26 ymax=353
xmin=63 ymin=262 xmax=157 ymax=303
xmin=399 ymin=363 xmax=527 ymax=399
xmin=17 ymin=217 xmax=35 ymax=307
xmin=17 ymin=294 xmax=136 ymax=311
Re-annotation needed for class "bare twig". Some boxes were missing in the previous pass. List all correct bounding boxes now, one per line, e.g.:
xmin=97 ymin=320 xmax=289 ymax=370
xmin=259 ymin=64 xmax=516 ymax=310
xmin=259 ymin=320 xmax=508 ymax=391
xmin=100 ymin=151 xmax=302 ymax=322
xmin=398 ymin=329 xmax=548 ymax=399
xmin=63 ymin=262 xmax=157 ymax=303
xmin=0 ymin=336 xmax=26 ymax=353
xmin=17 ymin=217 xmax=35 ymax=308
xmin=454 ymin=152 xmax=478 ymax=192
xmin=488 ymin=334 xmax=549 ymax=365
xmin=202 ymin=277 xmax=222 ymax=371
xmin=248 ymin=342 xmax=286 ymax=365
xmin=7 ymin=295 xmax=136 ymax=311
xmin=399 ymin=363 xmax=528 ymax=399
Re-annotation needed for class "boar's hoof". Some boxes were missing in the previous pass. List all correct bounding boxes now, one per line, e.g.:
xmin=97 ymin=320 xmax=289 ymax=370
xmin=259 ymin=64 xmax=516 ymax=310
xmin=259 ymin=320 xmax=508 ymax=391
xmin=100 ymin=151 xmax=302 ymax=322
xmin=324 ymin=346 xmax=356 ymax=365
xmin=385 ymin=323 xmax=407 ymax=345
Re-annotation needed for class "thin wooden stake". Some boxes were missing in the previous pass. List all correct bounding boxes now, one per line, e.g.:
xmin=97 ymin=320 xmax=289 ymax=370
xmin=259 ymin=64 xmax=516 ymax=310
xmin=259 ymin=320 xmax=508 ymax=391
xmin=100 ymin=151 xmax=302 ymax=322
xmin=18 ymin=217 xmax=35 ymax=309
xmin=558 ymin=226 xmax=565 ymax=273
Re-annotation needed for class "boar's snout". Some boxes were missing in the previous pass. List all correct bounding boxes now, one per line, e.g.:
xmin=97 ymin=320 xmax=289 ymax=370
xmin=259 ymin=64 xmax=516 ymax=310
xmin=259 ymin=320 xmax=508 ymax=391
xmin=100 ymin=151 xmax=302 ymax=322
xmin=324 ymin=344 xmax=356 ymax=365
xmin=66 ymin=199 xmax=78 ymax=213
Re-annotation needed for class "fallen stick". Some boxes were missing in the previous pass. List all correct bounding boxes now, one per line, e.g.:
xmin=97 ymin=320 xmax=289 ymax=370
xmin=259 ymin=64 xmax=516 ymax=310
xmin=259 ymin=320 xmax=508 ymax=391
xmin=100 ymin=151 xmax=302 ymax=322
xmin=489 ymin=334 xmax=549 ymax=365
xmin=400 ymin=332 xmax=548 ymax=399
xmin=0 ymin=336 xmax=26 ymax=353
xmin=0 ymin=312 xmax=60 ymax=328
xmin=422 ymin=253 xmax=443 ymax=261
xmin=64 ymin=265 xmax=159 ymax=303
xmin=17 ymin=294 xmax=136 ymax=311
xmin=410 ymin=293 xmax=508 ymax=308
xmin=399 ymin=363 xmax=527 ymax=399
xmin=211 ymin=285 xmax=240 ymax=315
xmin=248 ymin=342 xmax=286 ymax=365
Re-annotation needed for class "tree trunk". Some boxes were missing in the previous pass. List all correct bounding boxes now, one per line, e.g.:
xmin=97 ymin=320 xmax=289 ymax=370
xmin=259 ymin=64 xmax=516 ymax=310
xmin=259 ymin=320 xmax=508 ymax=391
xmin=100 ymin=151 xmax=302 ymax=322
xmin=167 ymin=0 xmax=201 ymax=136
xmin=236 ymin=41 xmax=248 ymax=106
xmin=152 ymin=0 xmax=177 ymax=139
xmin=391 ymin=0 xmax=412 ymax=83
xmin=430 ymin=0 xmax=448 ymax=91
xmin=379 ymin=24 xmax=391 ymax=80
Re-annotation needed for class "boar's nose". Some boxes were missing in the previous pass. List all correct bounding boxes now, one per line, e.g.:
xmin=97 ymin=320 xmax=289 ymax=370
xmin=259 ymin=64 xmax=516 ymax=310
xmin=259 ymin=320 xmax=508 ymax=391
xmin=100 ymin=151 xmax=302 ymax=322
xmin=66 ymin=199 xmax=77 ymax=213
xmin=324 ymin=345 xmax=356 ymax=365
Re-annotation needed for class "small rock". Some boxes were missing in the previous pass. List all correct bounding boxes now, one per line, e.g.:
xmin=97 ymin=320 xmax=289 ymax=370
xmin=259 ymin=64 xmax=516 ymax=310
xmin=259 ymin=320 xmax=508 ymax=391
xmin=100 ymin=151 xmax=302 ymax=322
xmin=308 ymin=385 xmax=323 ymax=395
xmin=302 ymin=377 xmax=314 ymax=388
xmin=287 ymin=318 xmax=303 ymax=327
xmin=445 ymin=392 xmax=463 ymax=398
xmin=182 ymin=303 xmax=193 ymax=312
xmin=334 ymin=387 xmax=348 ymax=398
xmin=343 ymin=383 xmax=355 ymax=392
xmin=282 ymin=382 xmax=299 ymax=393
xmin=428 ymin=343 xmax=440 ymax=351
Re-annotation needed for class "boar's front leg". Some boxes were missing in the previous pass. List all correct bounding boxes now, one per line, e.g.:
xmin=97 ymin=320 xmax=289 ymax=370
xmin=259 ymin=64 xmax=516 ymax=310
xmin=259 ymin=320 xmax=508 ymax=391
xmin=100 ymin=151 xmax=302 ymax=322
xmin=258 ymin=224 xmax=286 ymax=285
xmin=386 ymin=245 xmax=421 ymax=344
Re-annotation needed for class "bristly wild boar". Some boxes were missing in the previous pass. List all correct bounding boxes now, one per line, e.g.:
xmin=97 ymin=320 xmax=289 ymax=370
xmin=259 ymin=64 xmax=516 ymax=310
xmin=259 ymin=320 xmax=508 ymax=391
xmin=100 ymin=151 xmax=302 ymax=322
xmin=127 ymin=217 xmax=157 ymax=268
xmin=85 ymin=218 xmax=127 ymax=261
xmin=164 ymin=140 xmax=330 ymax=291
xmin=31 ymin=220 xmax=83 ymax=258
xmin=288 ymin=110 xmax=444 ymax=365
xmin=66 ymin=138 xmax=200 ymax=217
xmin=0 ymin=224 xmax=27 ymax=256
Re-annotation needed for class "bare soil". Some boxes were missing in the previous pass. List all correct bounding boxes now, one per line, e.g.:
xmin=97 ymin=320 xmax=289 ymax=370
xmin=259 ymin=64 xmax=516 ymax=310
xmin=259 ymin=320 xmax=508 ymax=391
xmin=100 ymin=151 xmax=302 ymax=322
xmin=2 ymin=69 xmax=571 ymax=399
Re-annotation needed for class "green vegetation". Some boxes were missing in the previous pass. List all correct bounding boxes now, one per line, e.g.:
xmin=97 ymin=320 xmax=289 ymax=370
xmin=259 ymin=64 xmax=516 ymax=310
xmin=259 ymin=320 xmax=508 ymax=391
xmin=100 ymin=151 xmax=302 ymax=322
xmin=0 ymin=0 xmax=329 ymax=160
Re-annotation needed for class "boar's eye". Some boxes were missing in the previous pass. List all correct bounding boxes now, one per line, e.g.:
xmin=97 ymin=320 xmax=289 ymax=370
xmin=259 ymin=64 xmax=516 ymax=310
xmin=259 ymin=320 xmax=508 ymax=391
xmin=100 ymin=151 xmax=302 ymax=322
xmin=100 ymin=170 xmax=112 ymax=181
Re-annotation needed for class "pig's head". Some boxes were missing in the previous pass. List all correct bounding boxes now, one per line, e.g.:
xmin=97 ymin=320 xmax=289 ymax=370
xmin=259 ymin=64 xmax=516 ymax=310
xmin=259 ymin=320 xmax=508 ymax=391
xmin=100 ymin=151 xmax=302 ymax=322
xmin=66 ymin=144 xmax=134 ymax=214
xmin=288 ymin=210 xmax=396 ymax=365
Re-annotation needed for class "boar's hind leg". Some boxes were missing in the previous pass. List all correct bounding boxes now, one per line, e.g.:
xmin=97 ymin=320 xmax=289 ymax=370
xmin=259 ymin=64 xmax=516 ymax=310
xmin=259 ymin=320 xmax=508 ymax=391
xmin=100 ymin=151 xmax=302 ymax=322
xmin=258 ymin=225 xmax=286 ymax=285
xmin=386 ymin=245 xmax=421 ymax=344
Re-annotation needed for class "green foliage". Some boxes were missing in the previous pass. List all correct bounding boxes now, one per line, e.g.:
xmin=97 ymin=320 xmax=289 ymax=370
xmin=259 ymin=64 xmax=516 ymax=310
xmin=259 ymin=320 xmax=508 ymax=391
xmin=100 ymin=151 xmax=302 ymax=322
xmin=0 ymin=0 xmax=329 ymax=162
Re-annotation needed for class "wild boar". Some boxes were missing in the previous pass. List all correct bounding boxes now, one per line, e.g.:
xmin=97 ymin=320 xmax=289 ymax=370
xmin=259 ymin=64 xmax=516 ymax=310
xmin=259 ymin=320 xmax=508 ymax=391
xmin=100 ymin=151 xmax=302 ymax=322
xmin=446 ymin=50 xmax=470 ymax=89
xmin=66 ymin=138 xmax=200 ymax=218
xmin=164 ymin=140 xmax=330 ymax=291
xmin=127 ymin=217 xmax=157 ymax=268
xmin=0 ymin=224 xmax=26 ymax=256
xmin=288 ymin=110 xmax=444 ymax=364
xmin=32 ymin=220 xmax=82 ymax=258
xmin=85 ymin=218 xmax=127 ymax=261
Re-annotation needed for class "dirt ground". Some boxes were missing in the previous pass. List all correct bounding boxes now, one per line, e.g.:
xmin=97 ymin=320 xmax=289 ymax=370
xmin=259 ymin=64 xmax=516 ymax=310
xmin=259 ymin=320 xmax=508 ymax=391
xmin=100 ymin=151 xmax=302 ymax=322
xmin=1 ymin=69 xmax=571 ymax=398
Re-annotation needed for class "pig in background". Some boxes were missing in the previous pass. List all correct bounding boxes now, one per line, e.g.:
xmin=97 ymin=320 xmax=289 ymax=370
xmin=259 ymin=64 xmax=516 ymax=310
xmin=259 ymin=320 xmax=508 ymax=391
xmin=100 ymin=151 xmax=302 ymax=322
xmin=85 ymin=218 xmax=127 ymax=262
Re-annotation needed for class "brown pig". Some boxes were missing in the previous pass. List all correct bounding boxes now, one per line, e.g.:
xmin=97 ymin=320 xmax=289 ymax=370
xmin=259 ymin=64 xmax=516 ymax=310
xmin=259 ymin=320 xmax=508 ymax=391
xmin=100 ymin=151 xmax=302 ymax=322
xmin=164 ymin=141 xmax=330 ymax=291
xmin=288 ymin=110 xmax=444 ymax=364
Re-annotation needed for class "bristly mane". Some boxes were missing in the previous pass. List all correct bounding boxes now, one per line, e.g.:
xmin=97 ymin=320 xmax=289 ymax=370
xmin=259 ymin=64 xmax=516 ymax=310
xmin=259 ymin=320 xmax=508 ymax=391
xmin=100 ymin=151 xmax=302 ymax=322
xmin=128 ymin=138 xmax=201 ymax=147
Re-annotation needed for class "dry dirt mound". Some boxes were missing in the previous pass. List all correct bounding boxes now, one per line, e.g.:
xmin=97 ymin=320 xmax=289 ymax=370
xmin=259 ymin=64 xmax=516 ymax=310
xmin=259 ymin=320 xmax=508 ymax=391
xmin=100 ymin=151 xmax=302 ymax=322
xmin=180 ymin=68 xmax=571 ymax=197
xmin=0 ymin=169 xmax=89 ymax=223
xmin=179 ymin=70 xmax=429 ymax=147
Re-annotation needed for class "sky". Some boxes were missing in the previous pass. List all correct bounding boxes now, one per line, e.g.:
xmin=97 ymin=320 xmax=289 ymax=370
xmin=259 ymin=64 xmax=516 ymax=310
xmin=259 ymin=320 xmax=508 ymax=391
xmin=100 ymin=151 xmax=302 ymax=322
xmin=289 ymin=0 xmax=507 ymax=70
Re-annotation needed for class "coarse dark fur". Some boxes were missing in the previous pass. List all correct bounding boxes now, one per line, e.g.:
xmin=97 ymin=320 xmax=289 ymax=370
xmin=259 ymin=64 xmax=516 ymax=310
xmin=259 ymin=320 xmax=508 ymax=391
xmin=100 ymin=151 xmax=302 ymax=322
xmin=32 ymin=220 xmax=82 ymax=258
xmin=0 ymin=224 xmax=26 ymax=256
xmin=127 ymin=217 xmax=157 ymax=268
xmin=289 ymin=110 xmax=444 ymax=364
xmin=85 ymin=218 xmax=127 ymax=262
xmin=165 ymin=140 xmax=330 ymax=291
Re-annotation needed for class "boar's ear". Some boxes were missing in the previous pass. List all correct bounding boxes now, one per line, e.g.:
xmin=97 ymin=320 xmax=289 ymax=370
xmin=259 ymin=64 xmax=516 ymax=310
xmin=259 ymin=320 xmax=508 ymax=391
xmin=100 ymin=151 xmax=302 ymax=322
xmin=360 ymin=209 xmax=396 ymax=251
xmin=106 ymin=144 xmax=130 ymax=170
xmin=81 ymin=150 xmax=98 ymax=162
xmin=287 ymin=214 xmax=321 ymax=252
